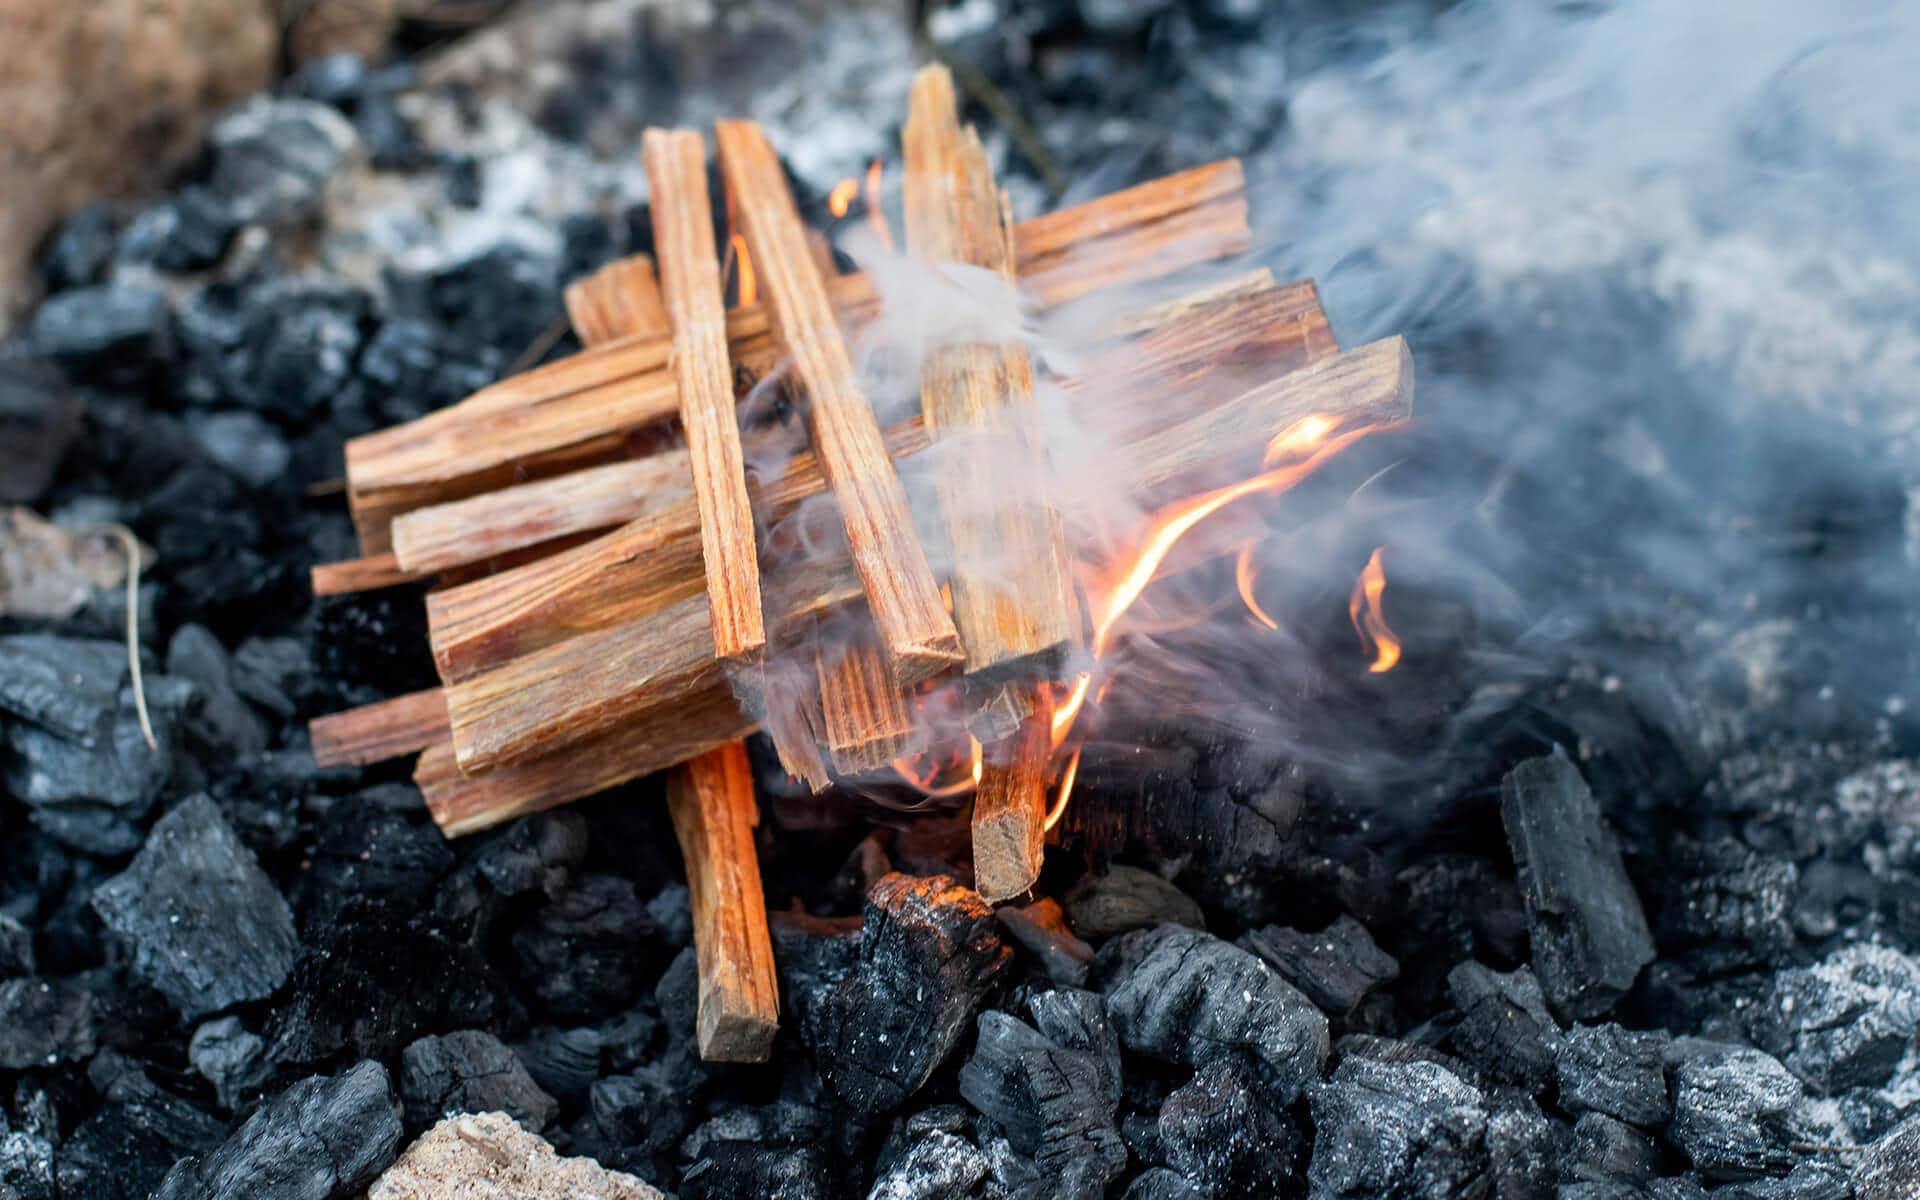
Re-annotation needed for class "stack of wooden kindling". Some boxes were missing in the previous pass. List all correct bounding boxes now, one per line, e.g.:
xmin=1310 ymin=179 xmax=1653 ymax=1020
xmin=309 ymin=65 xmax=1414 ymax=1063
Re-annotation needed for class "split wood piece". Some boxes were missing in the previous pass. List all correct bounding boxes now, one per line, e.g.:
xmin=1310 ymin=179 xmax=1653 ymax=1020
xmin=339 ymin=159 xmax=1250 ymax=555
xmin=310 ymin=687 xmax=449 ymax=768
xmin=716 ymin=117 xmax=961 ymax=685
xmin=425 ymin=282 xmax=1333 ymax=683
xmin=903 ymin=64 xmax=1074 ymax=680
xmin=646 ymin=128 xmax=766 ymax=664
xmin=971 ymin=688 xmax=1053 ymax=903
xmin=311 ymin=551 xmax=413 ymax=596
xmin=667 ymin=741 xmax=781 ymax=1062
xmin=816 ymin=612 xmax=927 ymax=776
xmin=421 ymin=337 xmax=1413 ymax=828
xmin=564 ymin=255 xmax=667 ymax=347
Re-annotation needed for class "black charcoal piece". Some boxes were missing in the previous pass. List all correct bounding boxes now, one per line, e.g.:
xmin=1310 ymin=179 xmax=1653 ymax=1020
xmin=1708 ymin=1162 xmax=1852 ymax=1200
xmin=473 ymin=810 xmax=589 ymax=898
xmin=0 ymin=362 xmax=81 ymax=504
xmin=168 ymin=623 xmax=269 ymax=755
xmin=585 ymin=1067 xmax=692 ymax=1182
xmin=1306 ymin=1055 xmax=1490 ymax=1199
xmin=0 ymin=634 xmax=124 ymax=737
xmin=1555 ymin=1022 xmax=1671 ymax=1128
xmin=0 ymin=912 xmax=33 ymax=977
xmin=1078 ymin=0 xmax=1177 ymax=37
xmin=1562 ymin=1112 xmax=1658 ymax=1184
xmin=118 ymin=187 xmax=239 ymax=273
xmin=91 ymin=794 xmax=298 ymax=1018
xmin=399 ymin=1029 xmax=558 ymax=1132
xmin=190 ymin=1016 xmax=269 ymax=1112
xmin=57 ymin=1053 xmax=227 ymax=1199
xmin=957 ymin=1004 xmax=1126 ymax=1194
xmin=866 ymin=1130 xmax=989 ymax=1200
xmin=1660 ymin=839 xmax=1799 ymax=969
xmin=1666 ymin=1041 xmax=1810 ymax=1181
xmin=808 ymin=874 xmax=1011 ymax=1116
xmin=0 ymin=976 xmax=96 ymax=1068
xmin=679 ymin=1143 xmax=831 ymax=1200
xmin=510 ymin=872 xmax=658 ymax=1021
xmin=294 ymin=797 xmax=454 ymax=931
xmin=1125 ymin=1168 xmax=1208 ymax=1200
xmin=1748 ymin=942 xmax=1920 ymax=1094
xmin=0 ymin=1120 xmax=54 ymax=1200
xmin=1157 ymin=1057 xmax=1302 ymax=1197
xmin=209 ymin=98 xmax=357 ymax=227
xmin=1857 ymin=1112 xmax=1920 ymax=1200
xmin=1484 ymin=1089 xmax=1564 ymax=1200
xmin=1499 ymin=752 xmax=1655 ymax=1020
xmin=153 ymin=1060 xmax=401 ymax=1200
xmin=1100 ymin=925 xmax=1328 ymax=1104
xmin=997 ymin=898 xmax=1094 ymax=987
xmin=648 ymin=883 xmax=693 ymax=949
xmin=39 ymin=202 xmax=117 ymax=291
xmin=187 ymin=412 xmax=292 ymax=490
xmin=1065 ymin=865 xmax=1206 ymax=939
xmin=30 ymin=284 xmax=172 ymax=366
xmin=1240 ymin=915 xmax=1399 ymax=1017
xmin=512 ymin=1025 xmax=604 ymax=1105
xmin=1445 ymin=986 xmax=1559 ymax=1093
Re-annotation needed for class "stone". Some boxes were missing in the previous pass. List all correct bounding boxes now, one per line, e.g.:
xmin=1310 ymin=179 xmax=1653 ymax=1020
xmin=0 ymin=977 xmax=96 ymax=1068
xmin=1306 ymin=1055 xmax=1490 ymax=1199
xmin=0 ymin=0 xmax=275 ymax=325
xmin=867 ymin=1130 xmax=990 ymax=1200
xmin=154 ymin=1060 xmax=402 ymax=1199
xmin=399 ymin=1029 xmax=558 ymax=1133
xmin=91 ymin=794 xmax=299 ymax=1018
xmin=1748 ymin=942 xmax=1920 ymax=1094
xmin=1066 ymin=864 xmax=1206 ymax=939
xmin=1100 ymin=925 xmax=1329 ymax=1104
xmin=30 ymin=284 xmax=172 ymax=369
xmin=808 ymin=874 xmax=1012 ymax=1116
xmin=189 ymin=1015 xmax=269 ymax=1112
xmin=1855 ymin=1112 xmax=1920 ymax=1200
xmin=368 ymin=1111 xmax=663 ymax=1200
xmin=1666 ymin=1042 xmax=1811 ymax=1181
xmin=1499 ymin=752 xmax=1656 ymax=1020
xmin=1240 ymin=916 xmax=1399 ymax=1017
xmin=208 ymin=98 xmax=358 ymax=227
xmin=1556 ymin=1023 xmax=1672 ymax=1128
xmin=0 ymin=508 xmax=128 ymax=621
xmin=1157 ymin=1057 xmax=1302 ymax=1197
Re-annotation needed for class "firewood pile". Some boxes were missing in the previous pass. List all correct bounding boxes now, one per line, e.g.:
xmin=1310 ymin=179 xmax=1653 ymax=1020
xmin=308 ymin=66 xmax=1414 ymax=1062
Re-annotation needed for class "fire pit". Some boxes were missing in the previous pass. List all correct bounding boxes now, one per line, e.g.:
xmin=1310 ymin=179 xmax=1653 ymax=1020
xmin=2 ymin=1 xmax=1919 ymax=1197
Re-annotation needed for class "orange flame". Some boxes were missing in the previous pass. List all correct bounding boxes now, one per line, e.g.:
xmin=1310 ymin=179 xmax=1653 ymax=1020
xmin=891 ymin=745 xmax=977 ymax=798
xmin=1235 ymin=542 xmax=1280 ymax=632
xmin=1348 ymin=546 xmax=1401 ymax=673
xmin=828 ymin=177 xmax=858 ymax=219
xmin=1043 ymin=747 xmax=1082 ymax=832
xmin=729 ymin=233 xmax=757 ymax=307
xmin=864 ymin=158 xmax=894 ymax=251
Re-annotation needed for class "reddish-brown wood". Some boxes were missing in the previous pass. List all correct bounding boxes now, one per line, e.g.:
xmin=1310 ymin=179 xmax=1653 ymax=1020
xmin=310 ymin=688 xmax=448 ymax=768
xmin=971 ymin=688 xmax=1052 ymax=903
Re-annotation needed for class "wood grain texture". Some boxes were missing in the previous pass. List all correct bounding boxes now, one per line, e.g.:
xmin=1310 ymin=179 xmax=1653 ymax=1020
xmin=311 ymin=551 xmax=413 ymax=595
xmin=646 ymin=128 xmax=766 ymax=664
xmin=715 ymin=117 xmax=961 ymax=685
xmin=667 ymin=741 xmax=780 ymax=1062
xmin=309 ymin=687 xmax=448 ymax=768
xmin=816 ymin=613 xmax=927 ymax=776
xmin=902 ymin=65 xmax=1072 ymax=677
xmin=564 ymin=254 xmax=666 ymax=345
xmin=971 ymin=689 xmax=1052 ymax=903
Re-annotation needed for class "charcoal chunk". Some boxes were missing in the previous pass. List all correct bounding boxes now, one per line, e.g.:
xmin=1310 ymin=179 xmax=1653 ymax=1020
xmin=187 ymin=412 xmax=292 ymax=489
xmin=474 ymin=811 xmax=590 ymax=898
xmin=1660 ymin=839 xmax=1799 ymax=970
xmin=510 ymin=872 xmax=658 ymax=1021
xmin=513 ymin=1025 xmax=604 ymax=1105
xmin=0 ymin=1121 xmax=54 ymax=1200
xmin=209 ymin=98 xmax=357 ymax=227
xmin=1556 ymin=1023 xmax=1671 ymax=1128
xmin=1856 ymin=1111 xmax=1920 ymax=1200
xmin=0 ymin=912 xmax=34 ymax=977
xmin=998 ymin=897 xmax=1095 ymax=987
xmin=1484 ymin=1090 xmax=1563 ymax=1200
xmin=584 ymin=1068 xmax=691 ymax=1183
xmin=1562 ymin=1112 xmax=1658 ymax=1184
xmin=867 ymin=1130 xmax=988 ymax=1200
xmin=1157 ymin=1057 xmax=1302 ymax=1198
xmin=91 ymin=794 xmax=298 ymax=1017
xmin=808 ymin=874 xmax=1012 ymax=1116
xmin=1100 ymin=925 xmax=1329 ymax=1104
xmin=0 ymin=976 xmax=96 ymax=1068
xmin=957 ymin=995 xmax=1126 ymax=1194
xmin=1306 ymin=1055 xmax=1490 ymax=1199
xmin=118 ymin=187 xmax=239 ymax=272
xmin=190 ymin=1016 xmax=270 ymax=1111
xmin=1240 ymin=916 xmax=1399 ymax=1018
xmin=30 ymin=284 xmax=172 ymax=367
xmin=1666 ymin=1042 xmax=1811 ymax=1181
xmin=400 ymin=1029 xmax=558 ymax=1132
xmin=1499 ymin=752 xmax=1655 ymax=1020
xmin=39 ymin=203 xmax=117 ymax=291
xmin=1708 ymin=1162 xmax=1851 ymax=1200
xmin=1066 ymin=864 xmax=1206 ymax=939
xmin=1748 ymin=942 xmax=1920 ymax=1094
xmin=168 ymin=623 xmax=269 ymax=755
xmin=154 ymin=1060 xmax=402 ymax=1200
xmin=0 ymin=362 xmax=81 ymax=504
xmin=1126 ymin=1169 xmax=1208 ymax=1200
xmin=58 ymin=1054 xmax=226 ymax=1199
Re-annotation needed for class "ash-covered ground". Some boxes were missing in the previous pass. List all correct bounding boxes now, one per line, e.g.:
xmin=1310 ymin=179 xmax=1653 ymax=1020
xmin=3 ymin=1 xmax=1920 ymax=1197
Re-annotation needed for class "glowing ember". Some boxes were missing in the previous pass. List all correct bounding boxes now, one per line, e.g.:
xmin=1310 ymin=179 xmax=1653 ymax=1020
xmin=1348 ymin=545 xmax=1401 ymax=673
xmin=827 ymin=177 xmax=859 ymax=219
xmin=864 ymin=158 xmax=894 ymax=251
xmin=729 ymin=233 xmax=757 ymax=306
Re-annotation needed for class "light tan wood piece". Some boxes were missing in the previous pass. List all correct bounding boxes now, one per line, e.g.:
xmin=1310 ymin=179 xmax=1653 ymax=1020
xmin=971 ymin=688 xmax=1052 ymax=903
xmin=564 ymin=255 xmax=667 ymax=347
xmin=816 ymin=613 xmax=927 ymax=775
xmin=715 ymin=117 xmax=961 ymax=685
xmin=645 ymin=128 xmax=766 ymax=664
xmin=667 ymin=741 xmax=780 ymax=1062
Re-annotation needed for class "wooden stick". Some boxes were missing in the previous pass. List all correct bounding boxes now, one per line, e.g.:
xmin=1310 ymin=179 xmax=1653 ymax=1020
xmin=716 ymin=118 xmax=961 ymax=685
xmin=667 ymin=741 xmax=780 ymax=1062
xmin=903 ymin=64 xmax=1073 ymax=678
xmin=425 ymin=283 xmax=1332 ymax=683
xmin=971 ymin=687 xmax=1052 ymax=903
xmin=310 ymin=687 xmax=449 ymax=768
xmin=646 ymin=128 xmax=766 ymax=665
xmin=337 ymin=159 xmax=1250 ymax=557
xmin=816 ymin=613 xmax=927 ymax=775
xmin=424 ymin=336 xmax=1412 ymax=821
xmin=312 ymin=552 xmax=413 ymax=596
xmin=565 ymin=255 xmax=666 ymax=346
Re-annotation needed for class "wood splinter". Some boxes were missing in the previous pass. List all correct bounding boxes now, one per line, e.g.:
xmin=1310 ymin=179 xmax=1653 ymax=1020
xmin=972 ymin=688 xmax=1053 ymax=902
xmin=667 ymin=741 xmax=780 ymax=1062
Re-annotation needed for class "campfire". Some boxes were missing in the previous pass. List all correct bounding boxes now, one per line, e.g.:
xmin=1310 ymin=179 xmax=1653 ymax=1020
xmin=308 ymin=65 xmax=1413 ymax=1063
